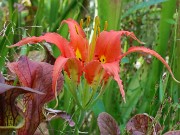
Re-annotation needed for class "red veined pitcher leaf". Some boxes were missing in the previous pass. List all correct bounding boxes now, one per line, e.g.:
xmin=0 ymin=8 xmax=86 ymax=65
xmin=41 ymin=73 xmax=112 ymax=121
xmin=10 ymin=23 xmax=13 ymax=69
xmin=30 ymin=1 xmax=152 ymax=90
xmin=102 ymin=61 xmax=126 ymax=102
xmin=121 ymin=46 xmax=180 ymax=83
xmin=8 ymin=56 xmax=63 ymax=135
xmin=62 ymin=19 xmax=88 ymax=62
xmin=84 ymin=60 xmax=103 ymax=85
xmin=8 ymin=33 xmax=74 ymax=58
xmin=0 ymin=73 xmax=5 ymax=83
xmin=98 ymin=112 xmax=120 ymax=135
xmin=94 ymin=30 xmax=143 ymax=63
xmin=8 ymin=56 xmax=39 ymax=87
xmin=0 ymin=73 xmax=43 ymax=132
xmin=126 ymin=113 xmax=162 ymax=135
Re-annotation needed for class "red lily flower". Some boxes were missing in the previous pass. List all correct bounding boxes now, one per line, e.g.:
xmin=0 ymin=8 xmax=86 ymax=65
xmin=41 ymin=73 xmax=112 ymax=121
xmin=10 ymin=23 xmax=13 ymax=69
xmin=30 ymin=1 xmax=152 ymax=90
xmin=9 ymin=19 xmax=88 ymax=91
xmin=84 ymin=30 xmax=179 ymax=102
xmin=9 ymin=17 xmax=179 ymax=102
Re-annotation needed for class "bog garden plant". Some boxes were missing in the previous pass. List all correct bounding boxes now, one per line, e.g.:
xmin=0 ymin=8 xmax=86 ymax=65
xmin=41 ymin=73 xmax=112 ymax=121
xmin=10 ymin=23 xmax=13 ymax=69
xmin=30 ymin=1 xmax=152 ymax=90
xmin=0 ymin=0 xmax=180 ymax=135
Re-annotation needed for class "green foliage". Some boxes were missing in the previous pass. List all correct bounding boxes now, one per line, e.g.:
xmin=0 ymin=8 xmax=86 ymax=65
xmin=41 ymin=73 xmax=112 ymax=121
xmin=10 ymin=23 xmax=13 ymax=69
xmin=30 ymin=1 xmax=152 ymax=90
xmin=98 ymin=0 xmax=122 ymax=30
xmin=122 ymin=0 xmax=167 ymax=18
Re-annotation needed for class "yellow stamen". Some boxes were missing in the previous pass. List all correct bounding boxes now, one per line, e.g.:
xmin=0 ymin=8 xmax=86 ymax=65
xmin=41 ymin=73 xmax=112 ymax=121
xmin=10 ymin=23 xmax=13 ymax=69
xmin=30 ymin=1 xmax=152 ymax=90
xmin=80 ymin=19 xmax=83 ymax=28
xmin=86 ymin=16 xmax=91 ymax=27
xmin=76 ymin=48 xmax=82 ymax=61
xmin=89 ymin=16 xmax=100 ymax=61
xmin=100 ymin=55 xmax=106 ymax=64
xmin=75 ymin=25 xmax=79 ymax=35
xmin=98 ymin=26 xmax=100 ymax=37
xmin=104 ymin=21 xmax=108 ymax=31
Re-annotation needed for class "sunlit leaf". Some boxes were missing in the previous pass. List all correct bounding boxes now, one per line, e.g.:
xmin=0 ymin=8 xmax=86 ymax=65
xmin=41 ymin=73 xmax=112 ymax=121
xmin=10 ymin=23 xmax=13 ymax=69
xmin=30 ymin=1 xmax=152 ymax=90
xmin=122 ymin=0 xmax=167 ymax=18
xmin=98 ymin=0 xmax=122 ymax=30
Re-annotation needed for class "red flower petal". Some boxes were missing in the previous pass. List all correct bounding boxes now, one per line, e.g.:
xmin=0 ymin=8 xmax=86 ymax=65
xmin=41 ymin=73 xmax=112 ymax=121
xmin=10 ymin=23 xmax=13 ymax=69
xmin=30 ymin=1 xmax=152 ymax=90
xmin=8 ymin=33 xmax=74 ymax=58
xmin=84 ymin=60 xmax=125 ymax=100
xmin=52 ymin=56 xmax=69 ymax=92
xmin=84 ymin=61 xmax=103 ymax=84
xmin=64 ymin=58 xmax=83 ymax=83
xmin=62 ymin=19 xmax=88 ymax=62
xmin=62 ymin=19 xmax=86 ymax=38
xmin=121 ymin=46 xmax=180 ymax=83
xmin=94 ymin=31 xmax=143 ymax=63
xmin=41 ymin=33 xmax=74 ymax=58
xmin=52 ymin=56 xmax=83 ymax=92
xmin=102 ymin=61 xmax=126 ymax=101
xmin=8 ymin=36 xmax=44 ymax=47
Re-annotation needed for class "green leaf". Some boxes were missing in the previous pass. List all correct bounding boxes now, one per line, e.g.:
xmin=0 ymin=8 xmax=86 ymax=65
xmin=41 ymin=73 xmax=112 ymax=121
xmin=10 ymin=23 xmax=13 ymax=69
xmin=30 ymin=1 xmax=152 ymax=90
xmin=121 ymin=57 xmax=129 ymax=64
xmin=122 ymin=0 xmax=167 ymax=18
xmin=0 ymin=4 xmax=18 ymax=71
xmin=141 ymin=0 xmax=177 ymax=112
xmin=92 ymin=99 xmax=105 ymax=117
xmin=98 ymin=0 xmax=123 ymax=30
xmin=31 ymin=0 xmax=44 ymax=36
xmin=120 ymin=63 xmax=149 ymax=123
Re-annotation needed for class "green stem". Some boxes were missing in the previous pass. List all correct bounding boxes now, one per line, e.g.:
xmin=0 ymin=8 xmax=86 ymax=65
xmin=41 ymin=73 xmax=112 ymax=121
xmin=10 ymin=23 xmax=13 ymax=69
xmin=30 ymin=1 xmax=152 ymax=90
xmin=77 ymin=109 xmax=86 ymax=130
xmin=65 ymin=73 xmax=83 ymax=109
xmin=85 ymin=79 xmax=111 ymax=110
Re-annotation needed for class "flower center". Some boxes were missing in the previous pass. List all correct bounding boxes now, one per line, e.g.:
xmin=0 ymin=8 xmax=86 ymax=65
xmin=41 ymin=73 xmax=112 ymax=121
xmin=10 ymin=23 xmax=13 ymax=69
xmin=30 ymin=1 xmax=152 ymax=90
xmin=99 ymin=55 xmax=106 ymax=64
xmin=76 ymin=48 xmax=82 ymax=61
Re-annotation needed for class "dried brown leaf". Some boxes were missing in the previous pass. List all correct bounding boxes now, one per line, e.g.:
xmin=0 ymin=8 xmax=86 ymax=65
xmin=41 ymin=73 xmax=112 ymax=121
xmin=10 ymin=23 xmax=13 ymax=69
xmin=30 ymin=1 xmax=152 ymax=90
xmin=43 ymin=43 xmax=56 ymax=64
xmin=163 ymin=130 xmax=180 ymax=135
xmin=45 ymin=108 xmax=75 ymax=127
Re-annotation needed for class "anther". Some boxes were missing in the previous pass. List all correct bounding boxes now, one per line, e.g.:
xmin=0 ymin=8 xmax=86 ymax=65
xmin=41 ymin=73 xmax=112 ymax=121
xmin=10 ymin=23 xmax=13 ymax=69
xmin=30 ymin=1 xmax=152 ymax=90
xmin=86 ymin=16 xmax=91 ymax=27
xmin=95 ymin=16 xmax=100 ymax=26
xmin=104 ymin=21 xmax=108 ymax=31
xmin=80 ymin=19 xmax=83 ymax=28
xmin=79 ymin=58 xmax=82 ymax=61
xmin=75 ymin=25 xmax=79 ymax=35
xmin=98 ymin=26 xmax=100 ymax=37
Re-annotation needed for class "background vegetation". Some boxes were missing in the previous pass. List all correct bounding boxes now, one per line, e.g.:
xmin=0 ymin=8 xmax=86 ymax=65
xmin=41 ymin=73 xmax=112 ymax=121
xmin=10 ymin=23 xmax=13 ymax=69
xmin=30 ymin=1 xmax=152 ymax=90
xmin=0 ymin=0 xmax=179 ymax=134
